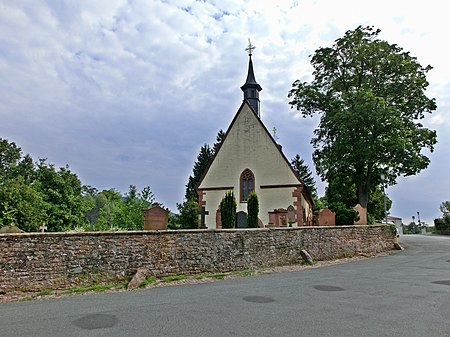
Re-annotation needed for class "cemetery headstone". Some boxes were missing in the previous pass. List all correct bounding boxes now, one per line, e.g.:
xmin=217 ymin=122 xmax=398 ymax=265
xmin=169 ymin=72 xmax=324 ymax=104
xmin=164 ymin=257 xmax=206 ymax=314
xmin=236 ymin=211 xmax=248 ymax=228
xmin=143 ymin=204 xmax=169 ymax=230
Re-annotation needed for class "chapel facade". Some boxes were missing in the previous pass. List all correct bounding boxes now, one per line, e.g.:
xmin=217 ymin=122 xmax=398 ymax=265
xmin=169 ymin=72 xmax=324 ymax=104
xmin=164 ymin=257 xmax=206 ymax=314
xmin=197 ymin=46 xmax=314 ymax=228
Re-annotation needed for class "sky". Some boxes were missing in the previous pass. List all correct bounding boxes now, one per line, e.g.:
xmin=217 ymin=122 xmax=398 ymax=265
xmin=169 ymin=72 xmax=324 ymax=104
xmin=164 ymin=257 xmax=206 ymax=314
xmin=1 ymin=0 xmax=448 ymax=225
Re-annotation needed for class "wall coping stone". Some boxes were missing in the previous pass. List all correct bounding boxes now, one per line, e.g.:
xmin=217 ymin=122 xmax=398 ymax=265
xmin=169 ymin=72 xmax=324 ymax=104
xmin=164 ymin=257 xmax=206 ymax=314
xmin=0 ymin=224 xmax=392 ymax=238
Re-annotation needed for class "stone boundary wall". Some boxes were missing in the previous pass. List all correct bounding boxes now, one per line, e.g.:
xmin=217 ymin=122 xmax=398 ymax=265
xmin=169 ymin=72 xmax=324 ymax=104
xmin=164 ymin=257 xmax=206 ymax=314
xmin=0 ymin=225 xmax=395 ymax=291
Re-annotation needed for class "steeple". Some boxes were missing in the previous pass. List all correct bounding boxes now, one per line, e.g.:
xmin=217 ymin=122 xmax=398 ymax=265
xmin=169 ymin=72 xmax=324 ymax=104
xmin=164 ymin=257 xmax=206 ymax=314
xmin=241 ymin=40 xmax=262 ymax=117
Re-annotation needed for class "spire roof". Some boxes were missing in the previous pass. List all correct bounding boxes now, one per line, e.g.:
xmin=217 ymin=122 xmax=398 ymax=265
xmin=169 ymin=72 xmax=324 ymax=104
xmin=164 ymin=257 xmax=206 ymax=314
xmin=241 ymin=40 xmax=262 ymax=92
xmin=241 ymin=55 xmax=262 ymax=91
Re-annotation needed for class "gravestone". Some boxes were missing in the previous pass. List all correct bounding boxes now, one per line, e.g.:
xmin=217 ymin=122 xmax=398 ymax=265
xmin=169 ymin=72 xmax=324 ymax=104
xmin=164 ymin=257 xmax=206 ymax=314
xmin=0 ymin=224 xmax=24 ymax=233
xmin=236 ymin=211 xmax=248 ymax=228
xmin=318 ymin=208 xmax=335 ymax=226
xmin=353 ymin=204 xmax=367 ymax=225
xmin=143 ymin=204 xmax=169 ymax=230
xmin=268 ymin=208 xmax=288 ymax=227
xmin=287 ymin=205 xmax=296 ymax=224
xmin=215 ymin=209 xmax=222 ymax=229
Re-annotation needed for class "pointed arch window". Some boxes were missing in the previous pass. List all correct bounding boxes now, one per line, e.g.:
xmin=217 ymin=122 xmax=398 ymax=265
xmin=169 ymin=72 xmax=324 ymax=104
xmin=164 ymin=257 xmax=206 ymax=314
xmin=240 ymin=169 xmax=255 ymax=202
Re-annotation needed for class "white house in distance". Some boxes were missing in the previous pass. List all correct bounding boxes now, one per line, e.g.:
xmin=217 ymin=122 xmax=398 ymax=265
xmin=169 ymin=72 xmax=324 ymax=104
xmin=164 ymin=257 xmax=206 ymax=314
xmin=197 ymin=43 xmax=314 ymax=229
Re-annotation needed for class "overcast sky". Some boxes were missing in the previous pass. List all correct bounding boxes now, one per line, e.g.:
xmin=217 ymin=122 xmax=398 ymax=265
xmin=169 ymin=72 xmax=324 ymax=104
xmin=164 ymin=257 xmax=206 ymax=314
xmin=1 ymin=0 xmax=448 ymax=225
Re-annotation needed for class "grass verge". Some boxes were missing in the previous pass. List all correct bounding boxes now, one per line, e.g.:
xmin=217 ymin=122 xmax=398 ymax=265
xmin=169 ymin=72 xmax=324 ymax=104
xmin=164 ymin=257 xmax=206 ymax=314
xmin=162 ymin=275 xmax=187 ymax=283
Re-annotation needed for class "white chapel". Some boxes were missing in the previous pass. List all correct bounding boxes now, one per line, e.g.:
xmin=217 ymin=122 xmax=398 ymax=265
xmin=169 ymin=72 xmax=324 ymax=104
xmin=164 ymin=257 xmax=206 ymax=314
xmin=197 ymin=44 xmax=314 ymax=228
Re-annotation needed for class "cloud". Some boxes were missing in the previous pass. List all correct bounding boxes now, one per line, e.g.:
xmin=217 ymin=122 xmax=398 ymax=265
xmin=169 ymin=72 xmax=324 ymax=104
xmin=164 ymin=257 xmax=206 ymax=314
xmin=0 ymin=0 xmax=448 ymax=216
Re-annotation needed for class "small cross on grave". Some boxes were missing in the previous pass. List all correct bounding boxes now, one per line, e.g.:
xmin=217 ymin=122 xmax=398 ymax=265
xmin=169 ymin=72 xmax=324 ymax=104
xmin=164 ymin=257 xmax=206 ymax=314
xmin=199 ymin=206 xmax=209 ymax=229
xmin=39 ymin=223 xmax=47 ymax=233
xmin=272 ymin=127 xmax=279 ymax=141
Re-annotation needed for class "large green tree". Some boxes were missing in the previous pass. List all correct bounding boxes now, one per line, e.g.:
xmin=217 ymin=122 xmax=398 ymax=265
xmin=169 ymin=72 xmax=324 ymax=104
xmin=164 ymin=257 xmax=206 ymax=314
xmin=288 ymin=26 xmax=437 ymax=209
xmin=0 ymin=138 xmax=91 ymax=231
xmin=34 ymin=160 xmax=90 ymax=231
xmin=0 ymin=176 xmax=46 ymax=231
xmin=0 ymin=139 xmax=46 ymax=230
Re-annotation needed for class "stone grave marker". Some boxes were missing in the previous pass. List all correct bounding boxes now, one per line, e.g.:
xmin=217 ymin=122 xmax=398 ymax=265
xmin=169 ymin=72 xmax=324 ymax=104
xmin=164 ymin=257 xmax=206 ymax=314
xmin=236 ymin=211 xmax=248 ymax=228
xmin=143 ymin=204 xmax=169 ymax=230
xmin=287 ymin=205 xmax=296 ymax=225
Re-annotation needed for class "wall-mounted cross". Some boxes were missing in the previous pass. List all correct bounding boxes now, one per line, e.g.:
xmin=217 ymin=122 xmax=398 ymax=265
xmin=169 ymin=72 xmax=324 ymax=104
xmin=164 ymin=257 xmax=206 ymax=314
xmin=40 ymin=223 xmax=47 ymax=233
xmin=199 ymin=206 xmax=209 ymax=229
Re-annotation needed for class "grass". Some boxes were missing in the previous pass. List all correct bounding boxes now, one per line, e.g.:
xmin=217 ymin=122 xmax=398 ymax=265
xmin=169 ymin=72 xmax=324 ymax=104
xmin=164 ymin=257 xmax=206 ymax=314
xmin=139 ymin=276 xmax=157 ymax=288
xmin=62 ymin=284 xmax=114 ymax=295
xmin=162 ymin=275 xmax=187 ymax=283
xmin=234 ymin=270 xmax=257 ymax=277
xmin=37 ymin=288 xmax=54 ymax=296
xmin=211 ymin=273 xmax=226 ymax=279
xmin=195 ymin=272 xmax=228 ymax=280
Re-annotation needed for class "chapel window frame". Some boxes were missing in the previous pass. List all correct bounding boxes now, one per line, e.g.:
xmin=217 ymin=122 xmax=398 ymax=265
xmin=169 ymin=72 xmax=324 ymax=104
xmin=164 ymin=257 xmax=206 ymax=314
xmin=240 ymin=168 xmax=255 ymax=203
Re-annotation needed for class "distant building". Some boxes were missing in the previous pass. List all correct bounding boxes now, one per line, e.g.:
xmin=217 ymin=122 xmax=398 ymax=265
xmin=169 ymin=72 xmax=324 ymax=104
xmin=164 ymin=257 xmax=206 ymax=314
xmin=387 ymin=215 xmax=403 ymax=234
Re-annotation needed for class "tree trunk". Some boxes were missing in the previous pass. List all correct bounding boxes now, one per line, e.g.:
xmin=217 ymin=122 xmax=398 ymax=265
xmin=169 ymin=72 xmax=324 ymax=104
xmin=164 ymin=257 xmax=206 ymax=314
xmin=357 ymin=183 xmax=370 ymax=209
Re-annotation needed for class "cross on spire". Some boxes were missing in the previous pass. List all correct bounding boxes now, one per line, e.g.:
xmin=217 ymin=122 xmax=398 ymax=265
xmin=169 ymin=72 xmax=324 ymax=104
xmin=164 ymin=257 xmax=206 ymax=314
xmin=245 ymin=39 xmax=256 ymax=56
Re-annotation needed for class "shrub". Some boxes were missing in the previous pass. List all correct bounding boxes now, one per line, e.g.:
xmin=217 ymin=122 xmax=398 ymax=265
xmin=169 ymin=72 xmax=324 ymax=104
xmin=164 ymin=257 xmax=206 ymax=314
xmin=247 ymin=192 xmax=259 ymax=228
xmin=167 ymin=213 xmax=181 ymax=230
xmin=220 ymin=191 xmax=236 ymax=228
xmin=329 ymin=202 xmax=359 ymax=226
xmin=177 ymin=200 xmax=199 ymax=229
xmin=435 ymin=217 xmax=450 ymax=231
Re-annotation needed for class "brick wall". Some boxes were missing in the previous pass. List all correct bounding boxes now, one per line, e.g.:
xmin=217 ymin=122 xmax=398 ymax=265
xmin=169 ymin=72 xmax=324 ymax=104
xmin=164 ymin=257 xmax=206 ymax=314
xmin=0 ymin=225 xmax=395 ymax=291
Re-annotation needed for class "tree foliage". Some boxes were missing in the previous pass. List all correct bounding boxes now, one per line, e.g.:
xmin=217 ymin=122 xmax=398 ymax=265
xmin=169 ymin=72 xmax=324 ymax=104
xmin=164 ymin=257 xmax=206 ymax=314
xmin=177 ymin=199 xmax=199 ymax=229
xmin=329 ymin=201 xmax=359 ymax=226
xmin=220 ymin=191 xmax=236 ymax=229
xmin=0 ymin=176 xmax=45 ymax=231
xmin=0 ymin=139 xmax=91 ymax=231
xmin=291 ymin=154 xmax=317 ymax=199
xmin=367 ymin=187 xmax=392 ymax=223
xmin=435 ymin=201 xmax=450 ymax=231
xmin=115 ymin=185 xmax=154 ymax=230
xmin=185 ymin=144 xmax=214 ymax=202
xmin=288 ymin=26 xmax=437 ymax=209
xmin=0 ymin=137 xmax=157 ymax=232
xmin=84 ymin=186 xmax=154 ymax=231
xmin=439 ymin=201 xmax=450 ymax=216
xmin=323 ymin=176 xmax=391 ymax=224
xmin=213 ymin=129 xmax=226 ymax=154
xmin=185 ymin=130 xmax=226 ymax=202
xmin=247 ymin=192 xmax=259 ymax=228
xmin=34 ymin=160 xmax=89 ymax=232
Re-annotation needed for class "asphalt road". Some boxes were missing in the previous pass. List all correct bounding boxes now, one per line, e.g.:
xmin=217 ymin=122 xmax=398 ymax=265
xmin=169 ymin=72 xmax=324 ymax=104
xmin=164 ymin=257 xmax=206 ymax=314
xmin=1 ymin=235 xmax=449 ymax=337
